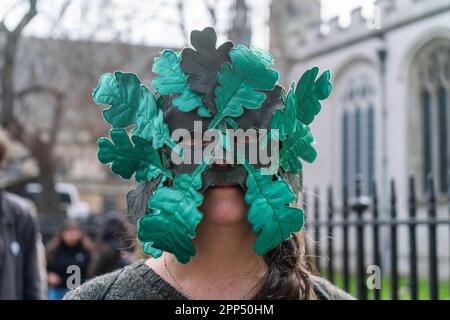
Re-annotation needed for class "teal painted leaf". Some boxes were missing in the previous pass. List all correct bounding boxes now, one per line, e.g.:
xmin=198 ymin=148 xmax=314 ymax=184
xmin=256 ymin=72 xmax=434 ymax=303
xmin=92 ymin=71 xmax=177 ymax=151
xmin=294 ymin=67 xmax=332 ymax=125
xmin=93 ymin=72 xmax=141 ymax=128
xmin=208 ymin=45 xmax=279 ymax=129
xmin=279 ymin=121 xmax=317 ymax=173
xmin=245 ymin=168 xmax=304 ymax=255
xmin=152 ymin=50 xmax=211 ymax=117
xmin=143 ymin=241 xmax=163 ymax=258
xmin=270 ymin=83 xmax=297 ymax=142
xmin=97 ymin=129 xmax=171 ymax=182
xmin=138 ymin=163 xmax=207 ymax=264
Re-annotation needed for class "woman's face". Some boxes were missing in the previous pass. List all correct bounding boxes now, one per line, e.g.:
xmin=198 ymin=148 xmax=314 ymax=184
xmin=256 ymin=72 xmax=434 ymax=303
xmin=61 ymin=226 xmax=82 ymax=247
xmin=199 ymin=184 xmax=248 ymax=226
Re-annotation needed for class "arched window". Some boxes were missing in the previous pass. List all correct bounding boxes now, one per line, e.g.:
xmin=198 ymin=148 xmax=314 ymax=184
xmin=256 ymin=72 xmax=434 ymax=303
xmin=413 ymin=43 xmax=450 ymax=193
xmin=341 ymin=73 xmax=376 ymax=195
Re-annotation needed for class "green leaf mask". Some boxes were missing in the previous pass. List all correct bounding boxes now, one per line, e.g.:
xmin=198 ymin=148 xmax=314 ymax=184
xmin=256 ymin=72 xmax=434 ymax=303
xmin=91 ymin=28 xmax=332 ymax=264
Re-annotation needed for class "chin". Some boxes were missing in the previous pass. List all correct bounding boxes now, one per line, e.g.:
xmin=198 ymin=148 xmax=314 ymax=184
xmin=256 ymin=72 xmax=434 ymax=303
xmin=199 ymin=185 xmax=248 ymax=225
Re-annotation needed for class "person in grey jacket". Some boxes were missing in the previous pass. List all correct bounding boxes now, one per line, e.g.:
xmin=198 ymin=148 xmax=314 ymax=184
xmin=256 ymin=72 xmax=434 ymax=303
xmin=0 ymin=130 xmax=45 ymax=300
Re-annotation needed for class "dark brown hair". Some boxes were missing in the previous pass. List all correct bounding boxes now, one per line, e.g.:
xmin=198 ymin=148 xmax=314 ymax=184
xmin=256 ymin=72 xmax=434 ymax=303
xmin=0 ymin=129 xmax=10 ymax=169
xmin=254 ymin=231 xmax=317 ymax=300
xmin=46 ymin=219 xmax=95 ymax=266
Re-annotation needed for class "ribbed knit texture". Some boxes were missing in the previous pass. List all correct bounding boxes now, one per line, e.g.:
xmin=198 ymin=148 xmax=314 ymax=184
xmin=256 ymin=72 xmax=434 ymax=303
xmin=64 ymin=260 xmax=354 ymax=300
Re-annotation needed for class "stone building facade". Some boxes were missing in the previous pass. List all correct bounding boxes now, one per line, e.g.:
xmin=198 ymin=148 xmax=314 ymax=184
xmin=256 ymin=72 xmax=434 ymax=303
xmin=270 ymin=0 xmax=450 ymax=278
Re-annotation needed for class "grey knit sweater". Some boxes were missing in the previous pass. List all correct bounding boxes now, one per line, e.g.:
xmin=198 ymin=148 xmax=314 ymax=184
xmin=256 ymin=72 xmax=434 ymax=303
xmin=64 ymin=260 xmax=354 ymax=300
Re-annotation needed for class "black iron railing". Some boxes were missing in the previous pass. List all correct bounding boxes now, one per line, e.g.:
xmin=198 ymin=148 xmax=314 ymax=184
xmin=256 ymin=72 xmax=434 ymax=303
xmin=305 ymin=173 xmax=450 ymax=300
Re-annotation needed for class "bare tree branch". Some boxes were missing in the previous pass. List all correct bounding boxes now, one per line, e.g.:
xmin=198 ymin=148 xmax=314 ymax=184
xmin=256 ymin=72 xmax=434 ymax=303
xmin=15 ymin=84 xmax=64 ymax=100
xmin=48 ymin=0 xmax=72 ymax=34
xmin=176 ymin=0 xmax=188 ymax=45
xmin=204 ymin=0 xmax=218 ymax=27
xmin=11 ymin=0 xmax=38 ymax=36
xmin=14 ymin=84 xmax=65 ymax=145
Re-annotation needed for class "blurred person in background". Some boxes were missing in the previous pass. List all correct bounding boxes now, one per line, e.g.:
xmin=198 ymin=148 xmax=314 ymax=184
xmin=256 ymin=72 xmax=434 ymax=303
xmin=46 ymin=219 xmax=94 ymax=300
xmin=90 ymin=214 xmax=134 ymax=277
xmin=0 ymin=130 xmax=46 ymax=299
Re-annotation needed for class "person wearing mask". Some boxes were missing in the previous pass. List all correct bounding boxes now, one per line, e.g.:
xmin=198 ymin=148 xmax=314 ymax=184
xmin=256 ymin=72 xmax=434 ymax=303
xmin=65 ymin=28 xmax=352 ymax=300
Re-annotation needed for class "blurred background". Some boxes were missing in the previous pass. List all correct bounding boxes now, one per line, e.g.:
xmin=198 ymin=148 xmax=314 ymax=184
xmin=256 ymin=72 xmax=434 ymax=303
xmin=0 ymin=0 xmax=449 ymax=300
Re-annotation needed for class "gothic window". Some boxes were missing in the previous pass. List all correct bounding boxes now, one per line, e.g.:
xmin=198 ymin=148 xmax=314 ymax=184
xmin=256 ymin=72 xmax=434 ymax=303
xmin=415 ymin=43 xmax=450 ymax=193
xmin=341 ymin=74 xmax=376 ymax=195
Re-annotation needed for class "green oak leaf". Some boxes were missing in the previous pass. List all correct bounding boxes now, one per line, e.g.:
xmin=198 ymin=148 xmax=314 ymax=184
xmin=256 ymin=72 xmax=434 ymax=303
xmin=270 ymin=84 xmax=297 ymax=141
xmin=92 ymin=71 xmax=177 ymax=151
xmin=245 ymin=168 xmax=304 ymax=255
xmin=97 ymin=129 xmax=171 ymax=182
xmin=142 ymin=241 xmax=163 ymax=258
xmin=208 ymin=45 xmax=279 ymax=129
xmin=279 ymin=120 xmax=317 ymax=173
xmin=294 ymin=67 xmax=332 ymax=125
xmin=152 ymin=50 xmax=211 ymax=117
xmin=137 ymin=163 xmax=207 ymax=264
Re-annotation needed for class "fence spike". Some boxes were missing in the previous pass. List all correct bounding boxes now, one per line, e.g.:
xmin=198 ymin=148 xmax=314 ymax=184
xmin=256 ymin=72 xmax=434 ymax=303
xmin=390 ymin=179 xmax=398 ymax=300
xmin=327 ymin=186 xmax=334 ymax=283
xmin=408 ymin=176 xmax=418 ymax=300
xmin=426 ymin=173 xmax=438 ymax=300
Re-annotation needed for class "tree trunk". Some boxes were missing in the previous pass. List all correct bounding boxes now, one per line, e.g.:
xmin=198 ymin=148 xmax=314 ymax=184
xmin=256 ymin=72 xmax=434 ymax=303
xmin=1 ymin=51 xmax=16 ymax=129
xmin=28 ymin=136 xmax=63 ymax=216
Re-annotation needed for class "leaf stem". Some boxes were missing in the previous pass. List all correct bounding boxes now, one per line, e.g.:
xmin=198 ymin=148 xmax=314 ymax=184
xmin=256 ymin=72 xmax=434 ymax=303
xmin=165 ymin=138 xmax=184 ymax=157
xmin=207 ymin=112 xmax=224 ymax=129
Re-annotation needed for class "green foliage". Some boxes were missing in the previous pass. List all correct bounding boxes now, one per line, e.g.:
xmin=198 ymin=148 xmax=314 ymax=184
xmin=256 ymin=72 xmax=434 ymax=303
xmin=97 ymin=129 xmax=171 ymax=182
xmin=180 ymin=27 xmax=232 ymax=111
xmin=270 ymin=66 xmax=331 ymax=173
xmin=152 ymin=50 xmax=211 ymax=117
xmin=138 ymin=163 xmax=207 ymax=264
xmin=209 ymin=45 xmax=279 ymax=128
xmin=92 ymin=71 xmax=177 ymax=150
xmin=142 ymin=241 xmax=163 ymax=258
xmin=245 ymin=168 xmax=304 ymax=255
xmin=270 ymin=84 xmax=297 ymax=141
xmin=294 ymin=67 xmax=332 ymax=125
xmin=279 ymin=121 xmax=317 ymax=173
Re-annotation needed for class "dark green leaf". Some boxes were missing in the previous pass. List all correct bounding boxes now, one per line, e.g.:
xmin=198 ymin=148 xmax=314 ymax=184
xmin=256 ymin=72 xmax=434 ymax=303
xmin=98 ymin=129 xmax=171 ymax=182
xmin=294 ymin=67 xmax=332 ymax=125
xmin=152 ymin=50 xmax=211 ymax=117
xmin=245 ymin=168 xmax=304 ymax=255
xmin=270 ymin=83 xmax=297 ymax=141
xmin=126 ymin=177 xmax=162 ymax=224
xmin=138 ymin=163 xmax=207 ymax=264
xmin=180 ymin=27 xmax=232 ymax=112
xmin=143 ymin=241 xmax=163 ymax=258
xmin=92 ymin=71 xmax=176 ymax=150
xmin=208 ymin=45 xmax=279 ymax=128
xmin=279 ymin=121 xmax=317 ymax=173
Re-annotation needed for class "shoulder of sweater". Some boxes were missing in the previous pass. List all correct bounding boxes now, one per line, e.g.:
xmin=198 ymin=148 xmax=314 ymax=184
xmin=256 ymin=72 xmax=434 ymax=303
xmin=311 ymin=275 xmax=355 ymax=300
xmin=64 ymin=269 xmax=121 ymax=300
xmin=63 ymin=260 xmax=176 ymax=300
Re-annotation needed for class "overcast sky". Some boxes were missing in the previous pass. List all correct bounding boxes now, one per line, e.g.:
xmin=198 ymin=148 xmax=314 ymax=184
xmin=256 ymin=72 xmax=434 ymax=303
xmin=0 ymin=0 xmax=377 ymax=49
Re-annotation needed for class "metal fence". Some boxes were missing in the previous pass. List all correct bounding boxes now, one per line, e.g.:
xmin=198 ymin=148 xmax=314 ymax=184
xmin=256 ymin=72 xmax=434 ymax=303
xmin=306 ymin=173 xmax=450 ymax=300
